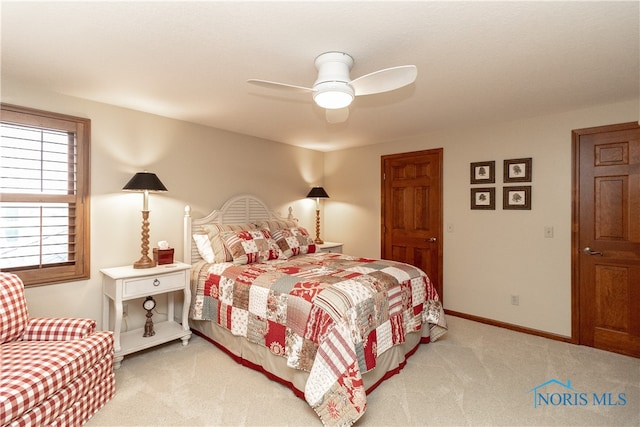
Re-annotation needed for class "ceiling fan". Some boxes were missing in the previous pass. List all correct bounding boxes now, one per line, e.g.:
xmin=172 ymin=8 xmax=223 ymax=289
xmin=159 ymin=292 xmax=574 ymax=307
xmin=247 ymin=52 xmax=417 ymax=123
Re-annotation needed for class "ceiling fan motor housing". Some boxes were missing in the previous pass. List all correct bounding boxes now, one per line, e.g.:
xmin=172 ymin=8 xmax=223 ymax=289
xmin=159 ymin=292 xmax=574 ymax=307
xmin=313 ymin=52 xmax=355 ymax=109
xmin=314 ymin=52 xmax=354 ymax=85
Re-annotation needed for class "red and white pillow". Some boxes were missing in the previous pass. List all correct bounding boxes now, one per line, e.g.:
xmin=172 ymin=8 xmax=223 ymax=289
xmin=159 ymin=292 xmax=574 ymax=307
xmin=272 ymin=227 xmax=316 ymax=258
xmin=193 ymin=223 xmax=258 ymax=263
xmin=220 ymin=229 xmax=285 ymax=265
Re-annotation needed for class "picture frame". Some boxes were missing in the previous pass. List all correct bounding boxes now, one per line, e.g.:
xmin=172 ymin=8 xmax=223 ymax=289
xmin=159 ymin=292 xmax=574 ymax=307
xmin=470 ymin=161 xmax=495 ymax=184
xmin=503 ymin=186 xmax=531 ymax=210
xmin=504 ymin=158 xmax=532 ymax=182
xmin=471 ymin=187 xmax=496 ymax=210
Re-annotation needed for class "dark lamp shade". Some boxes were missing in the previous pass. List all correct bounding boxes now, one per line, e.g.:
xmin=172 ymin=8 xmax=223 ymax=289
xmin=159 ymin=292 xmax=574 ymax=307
xmin=306 ymin=187 xmax=329 ymax=198
xmin=122 ymin=172 xmax=168 ymax=192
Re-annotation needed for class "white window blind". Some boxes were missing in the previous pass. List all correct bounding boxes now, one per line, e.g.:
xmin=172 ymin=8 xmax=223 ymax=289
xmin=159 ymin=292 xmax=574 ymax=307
xmin=0 ymin=104 xmax=90 ymax=286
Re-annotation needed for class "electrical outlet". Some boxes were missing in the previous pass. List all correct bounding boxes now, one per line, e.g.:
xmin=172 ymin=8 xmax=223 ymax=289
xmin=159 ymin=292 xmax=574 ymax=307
xmin=511 ymin=295 xmax=520 ymax=306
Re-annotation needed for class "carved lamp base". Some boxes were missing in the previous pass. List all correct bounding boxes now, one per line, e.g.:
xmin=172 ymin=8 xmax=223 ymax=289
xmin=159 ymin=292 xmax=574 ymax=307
xmin=314 ymin=209 xmax=324 ymax=244
xmin=133 ymin=210 xmax=155 ymax=269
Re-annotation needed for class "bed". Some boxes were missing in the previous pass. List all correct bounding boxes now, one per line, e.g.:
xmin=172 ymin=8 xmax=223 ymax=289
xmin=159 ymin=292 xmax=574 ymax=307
xmin=183 ymin=194 xmax=447 ymax=426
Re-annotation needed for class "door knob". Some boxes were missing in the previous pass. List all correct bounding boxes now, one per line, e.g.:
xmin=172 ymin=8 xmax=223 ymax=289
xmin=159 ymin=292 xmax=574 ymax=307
xmin=583 ymin=247 xmax=603 ymax=256
xmin=427 ymin=237 xmax=437 ymax=243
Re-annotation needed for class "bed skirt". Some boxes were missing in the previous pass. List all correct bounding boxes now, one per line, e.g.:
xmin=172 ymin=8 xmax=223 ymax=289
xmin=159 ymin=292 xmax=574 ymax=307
xmin=189 ymin=318 xmax=428 ymax=399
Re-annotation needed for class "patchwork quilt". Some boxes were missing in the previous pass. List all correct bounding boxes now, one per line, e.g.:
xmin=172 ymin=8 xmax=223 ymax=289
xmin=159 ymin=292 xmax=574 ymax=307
xmin=190 ymin=252 xmax=447 ymax=426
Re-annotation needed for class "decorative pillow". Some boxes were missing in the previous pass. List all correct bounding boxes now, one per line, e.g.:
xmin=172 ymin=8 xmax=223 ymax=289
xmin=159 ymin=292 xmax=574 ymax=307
xmin=193 ymin=233 xmax=214 ymax=263
xmin=220 ymin=228 xmax=285 ymax=265
xmin=272 ymin=227 xmax=316 ymax=258
xmin=254 ymin=219 xmax=297 ymax=232
xmin=202 ymin=223 xmax=257 ymax=263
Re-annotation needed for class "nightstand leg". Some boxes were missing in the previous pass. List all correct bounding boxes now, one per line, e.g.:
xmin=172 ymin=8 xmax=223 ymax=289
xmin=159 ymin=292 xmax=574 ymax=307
xmin=167 ymin=292 xmax=175 ymax=322
xmin=102 ymin=294 xmax=109 ymax=331
xmin=113 ymin=300 xmax=122 ymax=354
xmin=114 ymin=355 xmax=124 ymax=369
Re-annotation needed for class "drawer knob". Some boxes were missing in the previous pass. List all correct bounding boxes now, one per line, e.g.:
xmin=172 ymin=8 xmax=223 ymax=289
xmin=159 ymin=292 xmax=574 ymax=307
xmin=153 ymin=278 xmax=160 ymax=286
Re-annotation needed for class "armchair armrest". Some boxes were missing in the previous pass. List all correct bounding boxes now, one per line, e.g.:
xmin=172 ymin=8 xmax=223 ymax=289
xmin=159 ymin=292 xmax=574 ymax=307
xmin=21 ymin=317 xmax=97 ymax=341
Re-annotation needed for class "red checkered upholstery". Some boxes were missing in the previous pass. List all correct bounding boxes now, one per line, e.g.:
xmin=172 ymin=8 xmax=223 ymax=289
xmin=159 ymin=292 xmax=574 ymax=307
xmin=22 ymin=317 xmax=97 ymax=341
xmin=0 ymin=272 xmax=29 ymax=344
xmin=0 ymin=273 xmax=115 ymax=426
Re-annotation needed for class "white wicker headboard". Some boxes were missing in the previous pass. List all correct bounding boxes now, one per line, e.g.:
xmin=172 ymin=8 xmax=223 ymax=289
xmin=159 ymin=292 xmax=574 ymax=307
xmin=183 ymin=194 xmax=294 ymax=264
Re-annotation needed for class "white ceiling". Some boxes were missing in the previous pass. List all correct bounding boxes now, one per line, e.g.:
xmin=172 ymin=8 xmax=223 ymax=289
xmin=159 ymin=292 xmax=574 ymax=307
xmin=2 ymin=1 xmax=638 ymax=152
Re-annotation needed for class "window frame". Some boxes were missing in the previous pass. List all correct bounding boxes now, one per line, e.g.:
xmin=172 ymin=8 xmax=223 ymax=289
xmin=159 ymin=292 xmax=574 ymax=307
xmin=1 ymin=103 xmax=90 ymax=286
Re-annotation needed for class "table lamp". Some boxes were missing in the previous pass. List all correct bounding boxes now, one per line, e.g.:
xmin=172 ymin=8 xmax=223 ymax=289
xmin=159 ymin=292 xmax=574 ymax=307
xmin=123 ymin=172 xmax=168 ymax=268
xmin=306 ymin=186 xmax=329 ymax=244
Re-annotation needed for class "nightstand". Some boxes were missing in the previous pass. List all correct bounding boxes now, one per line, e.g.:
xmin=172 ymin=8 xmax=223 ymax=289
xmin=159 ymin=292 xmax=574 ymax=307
xmin=317 ymin=242 xmax=343 ymax=253
xmin=101 ymin=262 xmax=192 ymax=368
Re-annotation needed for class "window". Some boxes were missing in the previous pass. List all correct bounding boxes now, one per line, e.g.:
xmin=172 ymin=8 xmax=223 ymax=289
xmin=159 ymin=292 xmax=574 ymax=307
xmin=1 ymin=104 xmax=90 ymax=286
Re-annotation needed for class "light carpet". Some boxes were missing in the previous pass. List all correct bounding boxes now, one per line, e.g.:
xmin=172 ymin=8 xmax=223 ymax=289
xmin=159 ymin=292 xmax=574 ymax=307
xmin=86 ymin=316 xmax=639 ymax=426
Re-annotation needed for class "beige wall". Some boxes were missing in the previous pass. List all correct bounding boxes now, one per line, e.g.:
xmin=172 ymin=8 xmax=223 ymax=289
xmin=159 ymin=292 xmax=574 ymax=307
xmin=2 ymin=82 xmax=324 ymax=329
xmin=322 ymin=99 xmax=639 ymax=337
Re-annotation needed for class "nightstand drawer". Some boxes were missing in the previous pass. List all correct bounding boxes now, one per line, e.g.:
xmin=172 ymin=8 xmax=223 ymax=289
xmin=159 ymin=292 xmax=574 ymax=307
xmin=123 ymin=272 xmax=185 ymax=298
xmin=317 ymin=242 xmax=343 ymax=253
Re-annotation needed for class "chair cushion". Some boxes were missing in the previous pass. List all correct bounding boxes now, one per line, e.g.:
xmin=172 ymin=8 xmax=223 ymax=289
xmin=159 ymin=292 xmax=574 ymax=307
xmin=0 ymin=272 xmax=29 ymax=344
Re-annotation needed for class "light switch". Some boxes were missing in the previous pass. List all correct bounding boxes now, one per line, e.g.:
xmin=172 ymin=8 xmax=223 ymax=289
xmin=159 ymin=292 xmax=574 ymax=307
xmin=544 ymin=226 xmax=554 ymax=238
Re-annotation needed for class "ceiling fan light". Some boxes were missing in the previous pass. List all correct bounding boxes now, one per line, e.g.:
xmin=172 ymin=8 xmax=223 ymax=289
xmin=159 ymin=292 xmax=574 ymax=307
xmin=313 ymin=81 xmax=354 ymax=109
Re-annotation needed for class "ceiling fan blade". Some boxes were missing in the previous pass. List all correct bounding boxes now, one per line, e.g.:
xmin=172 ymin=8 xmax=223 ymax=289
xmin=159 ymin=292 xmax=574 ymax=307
xmin=350 ymin=65 xmax=417 ymax=96
xmin=325 ymin=107 xmax=350 ymax=124
xmin=247 ymin=79 xmax=313 ymax=93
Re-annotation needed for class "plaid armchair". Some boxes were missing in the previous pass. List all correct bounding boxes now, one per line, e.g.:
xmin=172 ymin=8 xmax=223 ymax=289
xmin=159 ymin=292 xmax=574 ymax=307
xmin=0 ymin=272 xmax=115 ymax=426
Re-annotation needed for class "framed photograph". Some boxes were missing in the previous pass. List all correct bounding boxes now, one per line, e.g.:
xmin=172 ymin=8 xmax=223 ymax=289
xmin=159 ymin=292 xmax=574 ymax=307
xmin=471 ymin=187 xmax=496 ymax=210
xmin=470 ymin=161 xmax=495 ymax=184
xmin=504 ymin=158 xmax=532 ymax=182
xmin=503 ymin=186 xmax=532 ymax=210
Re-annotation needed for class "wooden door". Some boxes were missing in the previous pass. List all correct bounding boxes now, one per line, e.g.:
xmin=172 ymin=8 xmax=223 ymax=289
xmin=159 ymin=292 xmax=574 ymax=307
xmin=381 ymin=149 xmax=443 ymax=301
xmin=573 ymin=122 xmax=640 ymax=358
